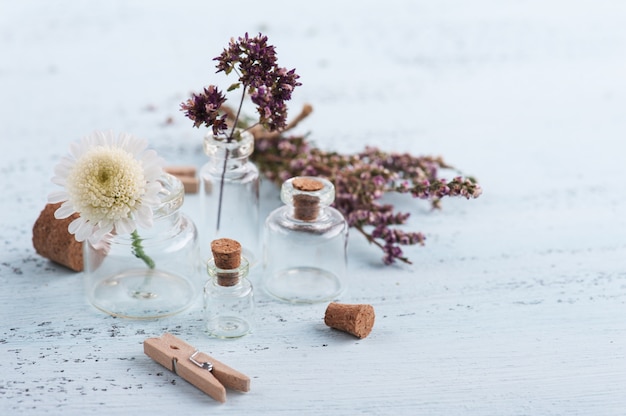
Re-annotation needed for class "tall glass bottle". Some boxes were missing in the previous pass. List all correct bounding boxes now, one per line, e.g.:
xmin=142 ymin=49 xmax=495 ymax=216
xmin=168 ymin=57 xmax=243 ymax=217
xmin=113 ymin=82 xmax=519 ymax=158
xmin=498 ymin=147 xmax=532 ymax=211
xmin=199 ymin=129 xmax=260 ymax=267
xmin=204 ymin=238 xmax=254 ymax=338
xmin=263 ymin=176 xmax=348 ymax=303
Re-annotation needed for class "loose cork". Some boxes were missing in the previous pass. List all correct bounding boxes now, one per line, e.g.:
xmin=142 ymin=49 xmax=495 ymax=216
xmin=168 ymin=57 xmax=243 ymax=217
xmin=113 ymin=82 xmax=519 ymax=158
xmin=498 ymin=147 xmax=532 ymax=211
xmin=211 ymin=238 xmax=242 ymax=286
xmin=32 ymin=203 xmax=83 ymax=272
xmin=324 ymin=302 xmax=375 ymax=339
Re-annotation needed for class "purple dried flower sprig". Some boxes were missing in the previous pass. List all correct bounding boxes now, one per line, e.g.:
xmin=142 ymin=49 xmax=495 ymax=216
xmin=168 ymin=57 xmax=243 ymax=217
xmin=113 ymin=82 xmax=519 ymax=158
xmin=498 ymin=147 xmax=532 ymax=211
xmin=180 ymin=85 xmax=228 ymax=134
xmin=250 ymin=109 xmax=482 ymax=265
xmin=181 ymin=33 xmax=301 ymax=139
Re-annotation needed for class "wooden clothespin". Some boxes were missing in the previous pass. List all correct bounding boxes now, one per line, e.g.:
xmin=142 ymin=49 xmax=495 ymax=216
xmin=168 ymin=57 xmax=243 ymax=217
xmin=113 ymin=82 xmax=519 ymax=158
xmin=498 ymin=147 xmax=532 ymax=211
xmin=144 ymin=333 xmax=250 ymax=403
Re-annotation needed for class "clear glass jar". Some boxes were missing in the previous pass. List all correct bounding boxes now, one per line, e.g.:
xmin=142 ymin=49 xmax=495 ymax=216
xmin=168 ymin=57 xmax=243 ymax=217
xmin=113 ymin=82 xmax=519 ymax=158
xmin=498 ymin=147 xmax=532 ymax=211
xmin=84 ymin=173 xmax=202 ymax=319
xmin=263 ymin=176 xmax=348 ymax=303
xmin=199 ymin=129 xmax=260 ymax=268
xmin=204 ymin=256 xmax=254 ymax=338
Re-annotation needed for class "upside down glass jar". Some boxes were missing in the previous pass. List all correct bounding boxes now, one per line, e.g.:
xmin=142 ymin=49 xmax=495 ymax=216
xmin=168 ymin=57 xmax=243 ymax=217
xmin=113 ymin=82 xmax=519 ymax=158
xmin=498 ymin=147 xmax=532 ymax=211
xmin=263 ymin=176 xmax=348 ymax=303
xmin=199 ymin=129 xmax=260 ymax=268
xmin=83 ymin=173 xmax=202 ymax=319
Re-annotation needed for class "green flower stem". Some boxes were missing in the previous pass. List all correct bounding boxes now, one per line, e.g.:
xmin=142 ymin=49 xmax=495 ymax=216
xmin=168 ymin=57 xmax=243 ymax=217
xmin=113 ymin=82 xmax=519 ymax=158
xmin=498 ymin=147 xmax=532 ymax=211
xmin=131 ymin=230 xmax=155 ymax=269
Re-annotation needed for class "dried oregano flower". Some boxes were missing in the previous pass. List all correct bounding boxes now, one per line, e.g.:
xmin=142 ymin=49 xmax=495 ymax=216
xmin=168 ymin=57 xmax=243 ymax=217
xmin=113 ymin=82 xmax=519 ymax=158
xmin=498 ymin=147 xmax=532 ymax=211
xmin=250 ymin=106 xmax=482 ymax=265
xmin=181 ymin=32 xmax=301 ymax=138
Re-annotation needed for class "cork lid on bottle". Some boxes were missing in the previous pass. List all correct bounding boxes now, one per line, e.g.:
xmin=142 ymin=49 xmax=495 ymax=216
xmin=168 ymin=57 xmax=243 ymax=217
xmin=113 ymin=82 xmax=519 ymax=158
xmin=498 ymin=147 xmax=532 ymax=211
xmin=281 ymin=176 xmax=336 ymax=221
xmin=211 ymin=238 xmax=241 ymax=269
xmin=210 ymin=238 xmax=246 ymax=286
xmin=292 ymin=177 xmax=324 ymax=192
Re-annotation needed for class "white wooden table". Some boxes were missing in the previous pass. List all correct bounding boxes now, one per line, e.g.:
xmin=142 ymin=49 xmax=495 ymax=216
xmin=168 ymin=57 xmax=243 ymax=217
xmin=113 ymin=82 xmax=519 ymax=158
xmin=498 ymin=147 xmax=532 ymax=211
xmin=2 ymin=1 xmax=626 ymax=414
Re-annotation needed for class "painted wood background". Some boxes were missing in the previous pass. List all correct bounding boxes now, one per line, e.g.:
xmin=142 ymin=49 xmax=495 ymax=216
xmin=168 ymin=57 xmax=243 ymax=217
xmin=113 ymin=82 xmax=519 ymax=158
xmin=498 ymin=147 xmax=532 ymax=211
xmin=2 ymin=0 xmax=625 ymax=414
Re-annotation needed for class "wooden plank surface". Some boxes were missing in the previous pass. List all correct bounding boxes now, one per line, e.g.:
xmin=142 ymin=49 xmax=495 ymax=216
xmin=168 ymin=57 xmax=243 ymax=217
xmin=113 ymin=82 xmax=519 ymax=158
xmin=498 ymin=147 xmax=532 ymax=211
xmin=2 ymin=0 xmax=626 ymax=414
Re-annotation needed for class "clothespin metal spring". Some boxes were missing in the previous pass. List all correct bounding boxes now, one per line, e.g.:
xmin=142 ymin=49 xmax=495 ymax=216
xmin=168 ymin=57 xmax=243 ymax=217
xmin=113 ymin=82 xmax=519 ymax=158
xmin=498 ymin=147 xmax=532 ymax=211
xmin=189 ymin=349 xmax=214 ymax=372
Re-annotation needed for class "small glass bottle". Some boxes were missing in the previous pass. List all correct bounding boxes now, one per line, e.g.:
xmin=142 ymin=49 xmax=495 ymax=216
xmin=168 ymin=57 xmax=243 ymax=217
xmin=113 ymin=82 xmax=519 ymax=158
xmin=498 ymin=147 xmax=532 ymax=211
xmin=263 ymin=176 xmax=348 ymax=303
xmin=204 ymin=238 xmax=254 ymax=338
xmin=199 ymin=129 xmax=260 ymax=267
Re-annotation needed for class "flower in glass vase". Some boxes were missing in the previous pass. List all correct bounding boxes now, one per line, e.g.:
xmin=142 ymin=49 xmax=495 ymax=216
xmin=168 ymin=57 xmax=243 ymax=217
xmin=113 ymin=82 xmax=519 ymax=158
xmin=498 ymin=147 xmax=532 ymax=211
xmin=49 ymin=131 xmax=202 ymax=319
xmin=180 ymin=32 xmax=301 ymax=265
xmin=48 ymin=130 xmax=165 ymax=267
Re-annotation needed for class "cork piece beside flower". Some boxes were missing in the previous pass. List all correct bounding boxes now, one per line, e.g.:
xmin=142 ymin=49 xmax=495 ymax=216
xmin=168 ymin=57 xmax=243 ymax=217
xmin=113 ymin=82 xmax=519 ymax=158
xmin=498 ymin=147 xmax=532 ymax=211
xmin=32 ymin=203 xmax=83 ymax=272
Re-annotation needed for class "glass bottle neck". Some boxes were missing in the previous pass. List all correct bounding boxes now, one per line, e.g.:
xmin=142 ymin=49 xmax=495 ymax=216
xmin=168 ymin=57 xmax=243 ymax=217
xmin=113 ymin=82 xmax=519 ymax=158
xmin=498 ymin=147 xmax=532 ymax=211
xmin=284 ymin=206 xmax=333 ymax=224
xmin=146 ymin=210 xmax=183 ymax=235
xmin=206 ymin=153 xmax=250 ymax=171
xmin=204 ymin=129 xmax=254 ymax=159
xmin=207 ymin=258 xmax=249 ymax=287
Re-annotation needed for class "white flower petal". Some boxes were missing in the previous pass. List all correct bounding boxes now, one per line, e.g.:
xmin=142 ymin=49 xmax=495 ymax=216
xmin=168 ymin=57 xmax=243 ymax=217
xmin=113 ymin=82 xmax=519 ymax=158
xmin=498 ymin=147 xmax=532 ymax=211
xmin=146 ymin=180 xmax=163 ymax=192
xmin=51 ymin=176 xmax=64 ymax=187
xmin=141 ymin=197 xmax=160 ymax=208
xmin=144 ymin=181 xmax=163 ymax=199
xmin=54 ymin=156 xmax=74 ymax=178
xmin=95 ymin=130 xmax=111 ymax=146
xmin=120 ymin=132 xmax=147 ymax=156
xmin=54 ymin=201 xmax=76 ymax=219
xmin=141 ymin=153 xmax=165 ymax=180
xmin=114 ymin=217 xmax=136 ymax=235
xmin=67 ymin=217 xmax=84 ymax=234
xmin=68 ymin=217 xmax=94 ymax=242
xmin=74 ymin=220 xmax=95 ymax=242
xmin=48 ymin=191 xmax=69 ymax=204
xmin=52 ymin=156 xmax=74 ymax=186
xmin=68 ymin=141 xmax=83 ymax=160
xmin=134 ymin=205 xmax=153 ymax=229
xmin=89 ymin=224 xmax=113 ymax=243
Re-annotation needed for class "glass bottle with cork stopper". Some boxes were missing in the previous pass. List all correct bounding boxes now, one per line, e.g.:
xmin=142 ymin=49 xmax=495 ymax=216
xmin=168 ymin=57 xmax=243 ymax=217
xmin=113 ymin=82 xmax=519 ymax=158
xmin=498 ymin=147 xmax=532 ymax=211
xmin=204 ymin=238 xmax=254 ymax=338
xmin=263 ymin=176 xmax=348 ymax=303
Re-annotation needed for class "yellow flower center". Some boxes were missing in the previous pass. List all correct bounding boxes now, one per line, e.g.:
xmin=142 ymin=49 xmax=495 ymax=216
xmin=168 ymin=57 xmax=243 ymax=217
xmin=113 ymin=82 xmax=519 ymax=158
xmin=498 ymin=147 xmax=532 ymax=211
xmin=67 ymin=146 xmax=146 ymax=223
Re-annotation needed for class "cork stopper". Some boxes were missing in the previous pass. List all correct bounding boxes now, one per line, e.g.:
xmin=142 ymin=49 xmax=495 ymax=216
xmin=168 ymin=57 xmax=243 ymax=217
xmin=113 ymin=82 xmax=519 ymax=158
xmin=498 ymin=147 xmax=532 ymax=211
xmin=292 ymin=178 xmax=324 ymax=221
xmin=292 ymin=177 xmax=324 ymax=192
xmin=32 ymin=203 xmax=84 ymax=272
xmin=211 ymin=238 xmax=241 ymax=269
xmin=324 ymin=302 xmax=375 ymax=339
xmin=210 ymin=238 xmax=242 ymax=286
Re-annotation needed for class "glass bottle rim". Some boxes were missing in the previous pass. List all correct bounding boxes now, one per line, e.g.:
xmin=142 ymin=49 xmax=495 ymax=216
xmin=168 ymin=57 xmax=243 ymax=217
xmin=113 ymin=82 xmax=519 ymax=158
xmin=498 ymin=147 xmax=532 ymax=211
xmin=153 ymin=173 xmax=184 ymax=218
xmin=207 ymin=256 xmax=250 ymax=278
xmin=281 ymin=176 xmax=335 ymax=207
xmin=203 ymin=128 xmax=254 ymax=159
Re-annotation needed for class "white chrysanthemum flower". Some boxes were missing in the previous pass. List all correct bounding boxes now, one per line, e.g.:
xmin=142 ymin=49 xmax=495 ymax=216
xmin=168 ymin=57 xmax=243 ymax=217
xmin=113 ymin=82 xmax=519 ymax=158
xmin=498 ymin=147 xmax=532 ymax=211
xmin=48 ymin=131 xmax=165 ymax=243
